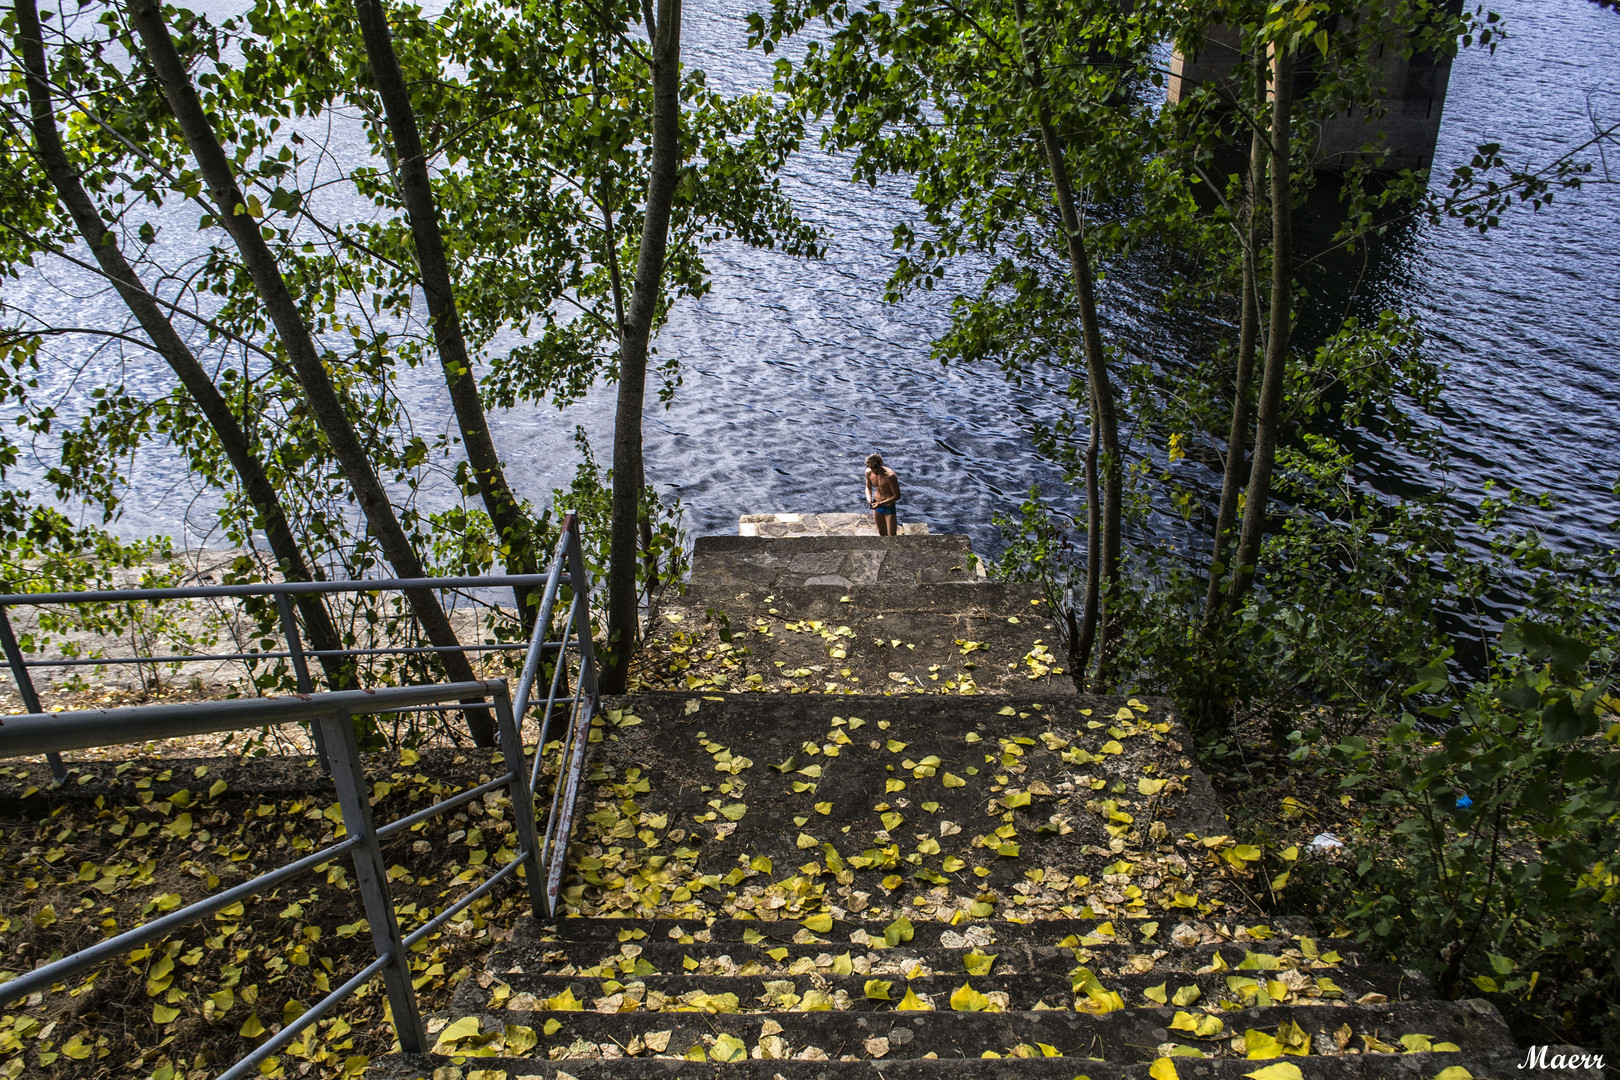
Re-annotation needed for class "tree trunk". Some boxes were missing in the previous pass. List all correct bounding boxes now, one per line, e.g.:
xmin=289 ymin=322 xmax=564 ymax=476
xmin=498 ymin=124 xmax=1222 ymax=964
xmin=1012 ymin=0 xmax=1123 ymax=690
xmin=352 ymin=0 xmax=537 ymax=619
xmin=127 ymin=0 xmax=492 ymax=743
xmin=15 ymin=0 xmax=350 ymax=689
xmin=1071 ymin=389 xmax=1101 ymax=680
xmin=1202 ymin=48 xmax=1269 ymax=632
xmin=599 ymin=0 xmax=681 ymax=695
xmin=1228 ymin=44 xmax=1294 ymax=606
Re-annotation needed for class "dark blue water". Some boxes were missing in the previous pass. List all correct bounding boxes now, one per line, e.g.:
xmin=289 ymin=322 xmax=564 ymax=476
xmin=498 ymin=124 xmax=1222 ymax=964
xmin=4 ymin=0 xmax=1617 ymax=564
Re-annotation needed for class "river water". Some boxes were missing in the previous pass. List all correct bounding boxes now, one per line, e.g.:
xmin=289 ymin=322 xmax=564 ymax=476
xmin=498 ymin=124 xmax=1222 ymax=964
xmin=6 ymin=0 xmax=1618 ymax=565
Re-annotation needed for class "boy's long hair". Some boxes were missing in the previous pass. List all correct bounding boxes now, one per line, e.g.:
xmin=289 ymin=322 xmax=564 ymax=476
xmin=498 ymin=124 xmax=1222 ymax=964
xmin=865 ymin=453 xmax=885 ymax=470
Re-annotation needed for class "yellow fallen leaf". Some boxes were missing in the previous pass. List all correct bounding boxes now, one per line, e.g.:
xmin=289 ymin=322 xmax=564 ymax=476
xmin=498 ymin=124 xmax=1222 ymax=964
xmin=710 ymin=1033 xmax=747 ymax=1062
xmin=964 ymin=952 xmax=997 ymax=976
xmin=1149 ymin=1058 xmax=1180 ymax=1080
xmin=865 ymin=979 xmax=892 ymax=1000
xmin=543 ymin=988 xmax=584 ymax=1011
xmin=802 ymin=913 xmax=833 ymax=933
xmin=1244 ymin=1064 xmax=1306 ymax=1080
xmin=950 ymin=983 xmax=991 ymax=1011
xmin=504 ymin=1024 xmax=538 ymax=1055
xmin=719 ymin=803 xmax=747 ymax=821
xmin=153 ymin=1004 xmax=180 ymax=1024
xmin=896 ymin=987 xmax=931 ymax=1011
xmin=1138 ymin=777 xmax=1169 ymax=796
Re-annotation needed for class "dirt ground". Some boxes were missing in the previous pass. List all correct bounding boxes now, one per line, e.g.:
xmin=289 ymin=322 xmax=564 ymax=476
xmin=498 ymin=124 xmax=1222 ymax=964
xmin=0 ymin=746 xmax=552 ymax=1080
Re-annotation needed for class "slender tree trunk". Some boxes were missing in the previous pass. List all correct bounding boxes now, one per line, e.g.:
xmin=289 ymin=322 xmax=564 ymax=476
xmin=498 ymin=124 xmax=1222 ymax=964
xmin=1202 ymin=49 xmax=1269 ymax=632
xmin=1012 ymin=0 xmax=1123 ymax=690
xmin=15 ymin=0 xmax=351 ymax=688
xmin=127 ymin=0 xmax=492 ymax=743
xmin=352 ymin=0 xmax=537 ymax=619
xmin=599 ymin=0 xmax=681 ymax=694
xmin=1071 ymin=388 xmax=1101 ymax=679
xmin=1228 ymin=44 xmax=1294 ymax=605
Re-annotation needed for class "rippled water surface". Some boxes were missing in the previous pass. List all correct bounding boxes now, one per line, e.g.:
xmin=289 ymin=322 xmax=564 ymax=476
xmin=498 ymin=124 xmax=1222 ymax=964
xmin=6 ymin=0 xmax=1618 ymax=561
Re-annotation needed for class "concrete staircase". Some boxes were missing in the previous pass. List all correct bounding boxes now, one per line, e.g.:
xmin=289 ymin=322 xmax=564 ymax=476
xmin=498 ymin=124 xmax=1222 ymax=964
xmin=372 ymin=530 xmax=1554 ymax=1080
xmin=636 ymin=535 xmax=1065 ymax=696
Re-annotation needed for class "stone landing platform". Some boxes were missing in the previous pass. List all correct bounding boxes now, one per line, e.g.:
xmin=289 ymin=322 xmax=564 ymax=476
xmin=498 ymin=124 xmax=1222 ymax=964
xmin=740 ymin=512 xmax=930 ymax=537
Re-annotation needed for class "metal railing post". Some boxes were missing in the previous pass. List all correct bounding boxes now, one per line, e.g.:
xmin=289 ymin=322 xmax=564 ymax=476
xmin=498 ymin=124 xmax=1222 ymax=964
xmin=0 ymin=605 xmax=66 ymax=782
xmin=562 ymin=515 xmax=600 ymax=703
xmin=317 ymin=708 xmax=427 ymax=1054
xmin=492 ymin=683 xmax=546 ymax=918
xmin=537 ymin=515 xmax=601 ymax=914
xmin=274 ymin=593 xmax=330 ymax=773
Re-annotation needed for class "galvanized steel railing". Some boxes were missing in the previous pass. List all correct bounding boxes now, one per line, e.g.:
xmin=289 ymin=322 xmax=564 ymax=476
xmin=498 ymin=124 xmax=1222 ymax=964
xmin=0 ymin=517 xmax=599 ymax=779
xmin=0 ymin=514 xmax=602 ymax=1076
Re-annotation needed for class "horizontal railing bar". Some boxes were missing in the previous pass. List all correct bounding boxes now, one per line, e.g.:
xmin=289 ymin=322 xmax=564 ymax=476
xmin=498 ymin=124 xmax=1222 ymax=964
xmin=375 ymin=773 xmax=516 ymax=840
xmin=0 ymin=573 xmax=565 ymax=607
xmin=0 ymin=833 xmax=362 ymax=1007
xmin=214 ymin=948 xmax=394 ymax=1080
xmin=0 ymin=680 xmax=504 ymax=758
xmin=402 ymin=849 xmax=528 ymax=950
xmin=17 ymin=642 xmax=541 ymax=668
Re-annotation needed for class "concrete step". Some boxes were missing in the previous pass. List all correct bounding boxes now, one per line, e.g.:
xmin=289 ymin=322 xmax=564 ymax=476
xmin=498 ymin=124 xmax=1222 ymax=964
xmin=457 ymin=962 xmax=1431 ymax=1017
xmin=376 ymin=998 xmax=1518 ymax=1072
xmin=569 ymin=693 xmax=1232 ymax=923
xmin=690 ymin=535 xmax=983 ymax=591
xmin=513 ymin=915 xmax=1313 ymax=947
xmin=371 ymin=1044 xmax=1568 ymax=1080
xmin=485 ymin=935 xmax=1382 ymax=980
xmin=737 ymin=513 xmax=930 ymax=538
xmin=641 ymin=582 xmax=1065 ymax=696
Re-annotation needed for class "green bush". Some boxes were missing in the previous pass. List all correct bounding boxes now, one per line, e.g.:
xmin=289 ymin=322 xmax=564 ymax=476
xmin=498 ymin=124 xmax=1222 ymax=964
xmin=1315 ymin=617 xmax=1620 ymax=1053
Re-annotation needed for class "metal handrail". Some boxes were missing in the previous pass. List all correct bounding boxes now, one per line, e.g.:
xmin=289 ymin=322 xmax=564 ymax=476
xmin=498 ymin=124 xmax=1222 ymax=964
xmin=0 ymin=678 xmax=536 ymax=1076
xmin=0 ymin=560 xmax=559 ymax=780
xmin=0 ymin=515 xmax=605 ymax=1080
xmin=0 ymin=572 xmax=564 ymax=606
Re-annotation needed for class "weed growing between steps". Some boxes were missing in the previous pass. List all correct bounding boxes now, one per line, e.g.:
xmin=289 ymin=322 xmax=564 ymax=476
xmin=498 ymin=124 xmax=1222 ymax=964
xmin=0 ymin=750 xmax=545 ymax=1080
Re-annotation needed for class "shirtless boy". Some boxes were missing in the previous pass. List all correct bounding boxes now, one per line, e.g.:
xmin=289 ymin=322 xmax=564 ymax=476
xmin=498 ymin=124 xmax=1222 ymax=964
xmin=864 ymin=453 xmax=901 ymax=536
